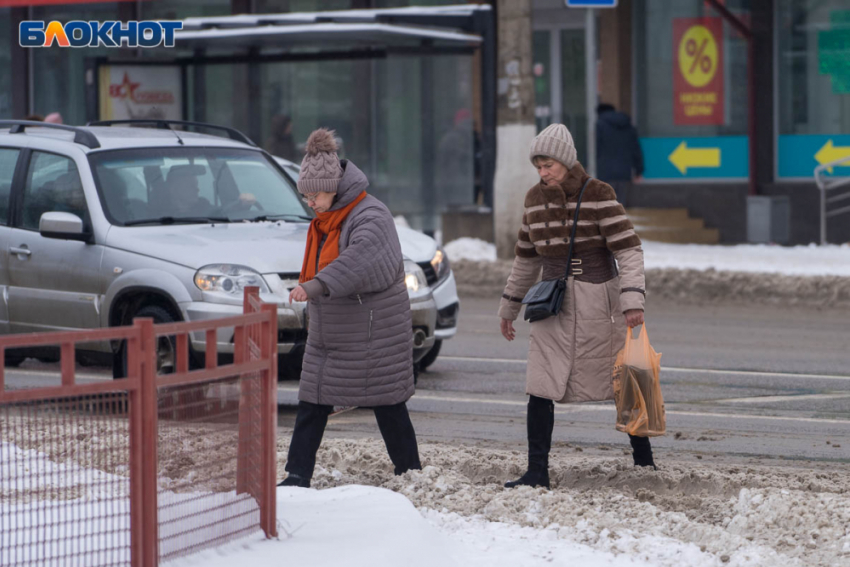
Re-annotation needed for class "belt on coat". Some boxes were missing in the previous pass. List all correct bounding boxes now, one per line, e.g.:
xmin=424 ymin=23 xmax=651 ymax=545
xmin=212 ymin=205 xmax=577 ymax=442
xmin=540 ymin=248 xmax=618 ymax=284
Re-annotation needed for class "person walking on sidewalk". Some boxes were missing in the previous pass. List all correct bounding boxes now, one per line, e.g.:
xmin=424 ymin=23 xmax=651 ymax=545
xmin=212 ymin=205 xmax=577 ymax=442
xmin=499 ymin=123 xmax=654 ymax=490
xmin=279 ymin=128 xmax=422 ymax=488
xmin=595 ymin=103 xmax=644 ymax=207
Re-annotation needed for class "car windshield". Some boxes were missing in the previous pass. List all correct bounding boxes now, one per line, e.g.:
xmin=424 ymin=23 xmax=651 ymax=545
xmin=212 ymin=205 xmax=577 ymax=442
xmin=88 ymin=147 xmax=312 ymax=226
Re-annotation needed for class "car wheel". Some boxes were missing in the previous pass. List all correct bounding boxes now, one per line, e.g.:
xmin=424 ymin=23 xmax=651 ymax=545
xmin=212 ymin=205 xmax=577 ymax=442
xmin=113 ymin=305 xmax=183 ymax=378
xmin=417 ymin=339 xmax=442 ymax=372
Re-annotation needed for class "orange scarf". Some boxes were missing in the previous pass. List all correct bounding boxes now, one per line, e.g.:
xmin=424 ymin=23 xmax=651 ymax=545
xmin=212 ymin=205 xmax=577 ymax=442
xmin=299 ymin=191 xmax=368 ymax=283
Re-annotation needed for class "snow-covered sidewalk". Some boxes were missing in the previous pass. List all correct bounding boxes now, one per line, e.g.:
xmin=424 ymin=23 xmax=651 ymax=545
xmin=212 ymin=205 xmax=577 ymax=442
xmin=444 ymin=238 xmax=850 ymax=277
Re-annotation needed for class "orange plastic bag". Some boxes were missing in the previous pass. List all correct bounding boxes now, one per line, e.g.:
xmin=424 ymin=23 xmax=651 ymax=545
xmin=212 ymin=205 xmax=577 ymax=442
xmin=612 ymin=324 xmax=666 ymax=437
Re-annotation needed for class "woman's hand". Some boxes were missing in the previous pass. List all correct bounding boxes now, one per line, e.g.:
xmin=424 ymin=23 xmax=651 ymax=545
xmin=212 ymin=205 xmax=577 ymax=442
xmin=624 ymin=309 xmax=644 ymax=328
xmin=500 ymin=318 xmax=516 ymax=341
xmin=289 ymin=285 xmax=308 ymax=302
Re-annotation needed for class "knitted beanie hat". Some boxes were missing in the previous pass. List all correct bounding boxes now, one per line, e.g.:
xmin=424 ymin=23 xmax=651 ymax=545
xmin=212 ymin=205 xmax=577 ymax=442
xmin=297 ymin=128 xmax=344 ymax=194
xmin=528 ymin=123 xmax=577 ymax=169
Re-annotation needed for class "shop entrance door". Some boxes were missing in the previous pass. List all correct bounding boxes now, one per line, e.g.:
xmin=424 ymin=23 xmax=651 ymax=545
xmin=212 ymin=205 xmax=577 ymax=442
xmin=533 ymin=26 xmax=591 ymax=168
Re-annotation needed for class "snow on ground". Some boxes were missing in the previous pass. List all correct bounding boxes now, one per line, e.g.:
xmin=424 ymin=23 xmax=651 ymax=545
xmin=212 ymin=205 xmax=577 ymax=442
xmin=6 ymin=427 xmax=850 ymax=567
xmin=443 ymin=238 xmax=850 ymax=277
xmin=445 ymin=237 xmax=498 ymax=263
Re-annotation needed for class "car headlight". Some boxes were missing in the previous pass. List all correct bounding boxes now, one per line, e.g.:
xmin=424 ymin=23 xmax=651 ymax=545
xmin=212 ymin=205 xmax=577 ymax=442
xmin=430 ymin=247 xmax=451 ymax=282
xmin=194 ymin=264 xmax=270 ymax=295
xmin=404 ymin=260 xmax=428 ymax=293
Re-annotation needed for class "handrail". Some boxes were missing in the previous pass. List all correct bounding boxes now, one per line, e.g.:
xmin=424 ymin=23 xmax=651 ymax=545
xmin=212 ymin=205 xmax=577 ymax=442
xmin=813 ymin=155 xmax=850 ymax=245
xmin=87 ymin=119 xmax=256 ymax=146
xmin=0 ymin=120 xmax=101 ymax=149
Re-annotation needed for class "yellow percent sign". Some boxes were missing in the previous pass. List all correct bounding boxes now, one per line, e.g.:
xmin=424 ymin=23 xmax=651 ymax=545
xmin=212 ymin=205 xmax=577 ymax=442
xmin=678 ymin=25 xmax=718 ymax=88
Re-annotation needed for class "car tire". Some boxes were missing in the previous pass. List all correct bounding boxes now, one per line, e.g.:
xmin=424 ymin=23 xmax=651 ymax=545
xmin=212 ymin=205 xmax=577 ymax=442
xmin=113 ymin=305 xmax=185 ymax=378
xmin=417 ymin=339 xmax=442 ymax=372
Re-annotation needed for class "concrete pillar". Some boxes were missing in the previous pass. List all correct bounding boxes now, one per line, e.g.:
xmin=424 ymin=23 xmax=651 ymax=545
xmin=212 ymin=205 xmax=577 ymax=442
xmin=493 ymin=0 xmax=538 ymax=259
xmin=598 ymin=0 xmax=633 ymax=114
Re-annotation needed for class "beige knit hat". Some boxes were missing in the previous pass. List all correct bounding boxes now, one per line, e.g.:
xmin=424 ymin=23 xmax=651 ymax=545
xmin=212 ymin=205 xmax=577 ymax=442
xmin=297 ymin=128 xmax=344 ymax=194
xmin=528 ymin=123 xmax=577 ymax=168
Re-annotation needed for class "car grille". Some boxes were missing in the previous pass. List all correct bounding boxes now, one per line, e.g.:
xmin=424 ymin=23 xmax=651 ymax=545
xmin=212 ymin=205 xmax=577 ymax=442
xmin=417 ymin=262 xmax=439 ymax=286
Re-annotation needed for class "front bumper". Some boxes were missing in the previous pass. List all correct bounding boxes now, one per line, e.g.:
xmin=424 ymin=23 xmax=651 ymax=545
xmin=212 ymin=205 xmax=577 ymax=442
xmin=181 ymin=290 xmax=438 ymax=360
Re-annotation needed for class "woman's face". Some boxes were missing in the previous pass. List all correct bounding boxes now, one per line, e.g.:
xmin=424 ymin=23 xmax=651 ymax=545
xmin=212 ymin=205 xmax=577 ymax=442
xmin=535 ymin=158 xmax=568 ymax=185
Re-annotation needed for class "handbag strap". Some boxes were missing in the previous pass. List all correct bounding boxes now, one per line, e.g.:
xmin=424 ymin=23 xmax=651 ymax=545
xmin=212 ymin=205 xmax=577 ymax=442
xmin=563 ymin=177 xmax=592 ymax=280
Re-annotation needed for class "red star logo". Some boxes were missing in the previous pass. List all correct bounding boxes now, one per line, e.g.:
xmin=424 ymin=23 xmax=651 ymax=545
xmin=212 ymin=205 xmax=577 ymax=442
xmin=109 ymin=73 xmax=141 ymax=102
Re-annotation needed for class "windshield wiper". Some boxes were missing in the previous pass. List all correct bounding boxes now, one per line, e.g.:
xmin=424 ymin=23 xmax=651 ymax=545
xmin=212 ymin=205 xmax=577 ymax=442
xmin=247 ymin=213 xmax=313 ymax=223
xmin=123 ymin=216 xmax=231 ymax=227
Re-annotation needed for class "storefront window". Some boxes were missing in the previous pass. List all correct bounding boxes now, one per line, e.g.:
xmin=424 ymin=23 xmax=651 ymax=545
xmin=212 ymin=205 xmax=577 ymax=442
xmin=778 ymin=0 xmax=850 ymax=135
xmin=632 ymin=0 xmax=750 ymax=180
xmin=139 ymin=0 xmax=231 ymax=19
xmin=777 ymin=0 xmax=850 ymax=177
xmin=0 ymin=9 xmax=11 ymax=119
xmin=256 ymin=0 xmax=352 ymax=12
xmin=633 ymin=0 xmax=750 ymax=138
xmin=30 ymin=3 xmax=124 ymax=125
xmin=258 ymin=53 xmax=474 ymax=232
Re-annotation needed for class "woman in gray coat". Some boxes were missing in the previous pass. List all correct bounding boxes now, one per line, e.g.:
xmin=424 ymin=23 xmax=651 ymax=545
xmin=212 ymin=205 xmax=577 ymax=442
xmin=278 ymin=129 xmax=422 ymax=488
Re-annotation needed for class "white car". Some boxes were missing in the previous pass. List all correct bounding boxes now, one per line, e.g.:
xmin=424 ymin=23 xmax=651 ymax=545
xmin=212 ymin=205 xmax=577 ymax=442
xmin=275 ymin=157 xmax=459 ymax=372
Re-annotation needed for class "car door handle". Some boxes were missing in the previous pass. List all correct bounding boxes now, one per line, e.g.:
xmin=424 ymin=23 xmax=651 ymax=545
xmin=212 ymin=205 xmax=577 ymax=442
xmin=10 ymin=246 xmax=32 ymax=257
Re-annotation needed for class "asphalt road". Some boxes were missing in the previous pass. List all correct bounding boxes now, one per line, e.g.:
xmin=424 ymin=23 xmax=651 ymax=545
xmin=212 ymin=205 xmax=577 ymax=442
xmin=4 ymin=295 xmax=848 ymax=464
xmin=278 ymin=296 xmax=850 ymax=464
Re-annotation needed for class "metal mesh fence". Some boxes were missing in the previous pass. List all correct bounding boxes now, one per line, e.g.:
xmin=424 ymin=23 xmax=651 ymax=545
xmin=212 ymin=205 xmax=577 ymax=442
xmin=0 ymin=394 xmax=132 ymax=567
xmin=156 ymin=376 xmax=264 ymax=563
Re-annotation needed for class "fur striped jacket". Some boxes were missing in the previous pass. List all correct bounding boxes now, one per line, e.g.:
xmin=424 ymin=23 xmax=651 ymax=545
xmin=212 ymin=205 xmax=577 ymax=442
xmin=498 ymin=163 xmax=646 ymax=321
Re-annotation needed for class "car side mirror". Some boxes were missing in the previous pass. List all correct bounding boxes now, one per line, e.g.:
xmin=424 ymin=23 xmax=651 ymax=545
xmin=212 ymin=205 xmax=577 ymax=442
xmin=39 ymin=212 xmax=93 ymax=243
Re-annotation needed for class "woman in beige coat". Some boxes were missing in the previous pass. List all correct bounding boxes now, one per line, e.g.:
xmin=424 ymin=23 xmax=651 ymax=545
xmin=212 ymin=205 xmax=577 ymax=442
xmin=499 ymin=123 xmax=654 ymax=489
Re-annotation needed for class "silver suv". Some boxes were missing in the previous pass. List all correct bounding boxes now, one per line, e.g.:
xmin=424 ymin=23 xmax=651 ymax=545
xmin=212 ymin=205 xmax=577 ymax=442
xmin=0 ymin=120 xmax=444 ymax=379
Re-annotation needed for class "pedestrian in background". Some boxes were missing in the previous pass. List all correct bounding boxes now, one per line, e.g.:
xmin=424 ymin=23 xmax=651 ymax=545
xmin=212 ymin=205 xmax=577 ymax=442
xmin=499 ymin=123 xmax=655 ymax=490
xmin=279 ymin=128 xmax=422 ymax=488
xmin=595 ymin=103 xmax=644 ymax=207
xmin=265 ymin=114 xmax=298 ymax=162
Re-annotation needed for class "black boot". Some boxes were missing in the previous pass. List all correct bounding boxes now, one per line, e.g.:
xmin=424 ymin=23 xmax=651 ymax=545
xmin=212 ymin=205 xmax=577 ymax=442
xmin=505 ymin=396 xmax=554 ymax=489
xmin=278 ymin=473 xmax=311 ymax=488
xmin=629 ymin=435 xmax=657 ymax=469
xmin=374 ymin=402 xmax=422 ymax=475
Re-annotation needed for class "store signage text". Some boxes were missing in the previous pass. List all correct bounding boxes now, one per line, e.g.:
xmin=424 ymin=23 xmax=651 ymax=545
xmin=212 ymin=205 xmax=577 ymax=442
xmin=673 ymin=18 xmax=724 ymax=126
xmin=19 ymin=21 xmax=182 ymax=48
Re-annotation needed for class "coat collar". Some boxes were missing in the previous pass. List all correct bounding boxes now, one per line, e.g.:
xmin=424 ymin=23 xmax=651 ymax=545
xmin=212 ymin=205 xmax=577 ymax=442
xmin=533 ymin=162 xmax=589 ymax=199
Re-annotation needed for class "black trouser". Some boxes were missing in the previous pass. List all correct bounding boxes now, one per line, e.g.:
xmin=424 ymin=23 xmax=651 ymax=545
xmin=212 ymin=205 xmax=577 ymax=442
xmin=527 ymin=395 xmax=555 ymax=472
xmin=526 ymin=395 xmax=652 ymax=469
xmin=285 ymin=400 xmax=422 ymax=479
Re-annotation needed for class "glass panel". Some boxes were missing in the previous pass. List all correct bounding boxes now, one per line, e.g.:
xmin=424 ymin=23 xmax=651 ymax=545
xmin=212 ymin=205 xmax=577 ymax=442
xmin=533 ymin=31 xmax=553 ymax=132
xmin=139 ymin=0 xmax=231 ymax=19
xmin=30 ymin=3 xmax=122 ymax=125
xmin=257 ymin=0 xmax=353 ymax=11
xmin=561 ymin=29 xmax=587 ymax=166
xmin=778 ymin=0 xmax=850 ymax=135
xmin=22 ymin=153 xmax=86 ymax=231
xmin=89 ymin=148 xmax=308 ymax=225
xmin=633 ymin=0 xmax=750 ymax=137
xmin=0 ymin=9 xmax=11 ymax=120
xmin=0 ymin=149 xmax=20 ymax=225
xmin=258 ymin=54 xmax=474 ymax=233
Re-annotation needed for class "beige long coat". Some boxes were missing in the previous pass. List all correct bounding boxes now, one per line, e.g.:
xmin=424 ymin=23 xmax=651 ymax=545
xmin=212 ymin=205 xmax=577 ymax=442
xmin=498 ymin=165 xmax=646 ymax=403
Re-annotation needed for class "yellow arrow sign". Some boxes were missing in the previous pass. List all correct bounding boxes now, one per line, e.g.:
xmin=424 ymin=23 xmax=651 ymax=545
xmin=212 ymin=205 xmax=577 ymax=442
xmin=668 ymin=141 xmax=721 ymax=175
xmin=814 ymin=140 xmax=850 ymax=173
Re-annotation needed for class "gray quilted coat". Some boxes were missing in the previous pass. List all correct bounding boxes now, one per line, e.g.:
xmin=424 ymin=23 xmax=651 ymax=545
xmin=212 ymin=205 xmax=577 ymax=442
xmin=298 ymin=160 xmax=414 ymax=407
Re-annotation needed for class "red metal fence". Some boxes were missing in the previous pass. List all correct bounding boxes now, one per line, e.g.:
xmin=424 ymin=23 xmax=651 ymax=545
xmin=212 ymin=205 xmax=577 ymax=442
xmin=0 ymin=287 xmax=278 ymax=567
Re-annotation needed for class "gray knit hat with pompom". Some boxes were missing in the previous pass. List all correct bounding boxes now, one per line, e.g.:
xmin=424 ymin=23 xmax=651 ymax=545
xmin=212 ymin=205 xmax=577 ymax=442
xmin=297 ymin=128 xmax=343 ymax=194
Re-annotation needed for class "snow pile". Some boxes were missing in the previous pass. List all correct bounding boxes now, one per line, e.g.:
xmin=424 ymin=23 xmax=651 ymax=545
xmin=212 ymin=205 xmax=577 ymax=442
xmin=443 ymin=239 xmax=850 ymax=277
xmin=280 ymin=438 xmax=850 ymax=567
xmin=642 ymin=242 xmax=850 ymax=277
xmin=444 ymin=237 xmax=498 ymax=263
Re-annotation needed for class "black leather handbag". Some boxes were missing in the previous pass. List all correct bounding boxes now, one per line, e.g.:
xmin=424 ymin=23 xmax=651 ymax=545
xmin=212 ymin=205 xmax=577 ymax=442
xmin=521 ymin=178 xmax=591 ymax=323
